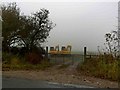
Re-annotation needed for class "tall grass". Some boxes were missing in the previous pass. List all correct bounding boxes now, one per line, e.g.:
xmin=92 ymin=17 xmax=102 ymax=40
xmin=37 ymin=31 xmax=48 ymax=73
xmin=77 ymin=54 xmax=118 ymax=81
xmin=2 ymin=52 xmax=54 ymax=71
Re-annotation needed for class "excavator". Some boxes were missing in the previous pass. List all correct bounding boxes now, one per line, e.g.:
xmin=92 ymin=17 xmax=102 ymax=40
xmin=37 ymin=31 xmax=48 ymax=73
xmin=49 ymin=45 xmax=72 ymax=54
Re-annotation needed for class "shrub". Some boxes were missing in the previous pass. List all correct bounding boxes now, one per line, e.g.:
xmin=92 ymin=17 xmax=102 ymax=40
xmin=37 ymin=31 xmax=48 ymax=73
xmin=77 ymin=54 xmax=118 ymax=81
xmin=10 ymin=56 xmax=21 ymax=65
xmin=2 ymin=52 xmax=12 ymax=64
xmin=25 ymin=52 xmax=43 ymax=64
xmin=2 ymin=52 xmax=53 ymax=71
xmin=2 ymin=52 xmax=22 ymax=70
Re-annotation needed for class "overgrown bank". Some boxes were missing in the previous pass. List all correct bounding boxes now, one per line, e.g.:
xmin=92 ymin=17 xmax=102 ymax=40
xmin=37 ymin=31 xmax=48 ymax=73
xmin=76 ymin=54 xmax=118 ymax=81
xmin=2 ymin=52 xmax=54 ymax=71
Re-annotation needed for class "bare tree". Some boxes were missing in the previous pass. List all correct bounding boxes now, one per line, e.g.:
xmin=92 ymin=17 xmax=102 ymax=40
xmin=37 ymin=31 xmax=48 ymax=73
xmin=104 ymin=31 xmax=119 ymax=58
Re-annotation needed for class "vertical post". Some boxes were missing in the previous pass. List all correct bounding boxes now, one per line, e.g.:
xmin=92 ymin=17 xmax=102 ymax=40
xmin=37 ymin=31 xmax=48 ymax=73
xmin=72 ymin=55 xmax=74 ymax=65
xmin=118 ymin=2 xmax=120 ymax=83
xmin=84 ymin=47 xmax=87 ymax=61
xmin=46 ymin=46 xmax=49 ymax=61
xmin=63 ymin=54 xmax=64 ymax=64
xmin=46 ymin=46 xmax=48 ymax=53
xmin=90 ymin=55 xmax=91 ymax=59
xmin=118 ymin=2 xmax=120 ymax=60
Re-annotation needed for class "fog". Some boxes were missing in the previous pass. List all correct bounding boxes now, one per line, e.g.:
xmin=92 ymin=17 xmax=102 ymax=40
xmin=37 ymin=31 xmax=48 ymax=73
xmin=15 ymin=2 xmax=118 ymax=52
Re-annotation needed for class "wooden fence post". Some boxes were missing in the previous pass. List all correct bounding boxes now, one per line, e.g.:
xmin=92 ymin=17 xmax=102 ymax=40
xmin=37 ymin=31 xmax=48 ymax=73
xmin=46 ymin=46 xmax=49 ymax=60
xmin=84 ymin=47 xmax=87 ymax=61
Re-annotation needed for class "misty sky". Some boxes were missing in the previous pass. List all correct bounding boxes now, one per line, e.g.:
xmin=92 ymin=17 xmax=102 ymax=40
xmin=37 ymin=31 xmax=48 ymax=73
xmin=6 ymin=1 xmax=118 ymax=52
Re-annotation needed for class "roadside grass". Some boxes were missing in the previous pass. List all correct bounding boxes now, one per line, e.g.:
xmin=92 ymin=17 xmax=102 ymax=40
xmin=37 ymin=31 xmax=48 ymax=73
xmin=2 ymin=52 xmax=55 ymax=71
xmin=3 ymin=60 xmax=55 ymax=71
xmin=76 ymin=55 xmax=118 ymax=81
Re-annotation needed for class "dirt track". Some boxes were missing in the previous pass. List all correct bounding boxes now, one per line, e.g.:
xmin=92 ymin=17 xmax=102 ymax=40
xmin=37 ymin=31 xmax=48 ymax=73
xmin=2 ymin=63 xmax=118 ymax=88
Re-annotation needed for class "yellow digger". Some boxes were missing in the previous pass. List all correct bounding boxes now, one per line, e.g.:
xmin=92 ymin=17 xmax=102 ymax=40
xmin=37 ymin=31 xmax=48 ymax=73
xmin=49 ymin=45 xmax=72 ymax=54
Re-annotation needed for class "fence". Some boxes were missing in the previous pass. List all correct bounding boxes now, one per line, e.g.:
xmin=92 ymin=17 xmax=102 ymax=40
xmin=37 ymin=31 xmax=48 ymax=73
xmin=46 ymin=47 xmax=100 ymax=65
xmin=48 ymin=53 xmax=100 ymax=65
xmin=85 ymin=55 xmax=98 ymax=59
xmin=48 ymin=53 xmax=84 ymax=65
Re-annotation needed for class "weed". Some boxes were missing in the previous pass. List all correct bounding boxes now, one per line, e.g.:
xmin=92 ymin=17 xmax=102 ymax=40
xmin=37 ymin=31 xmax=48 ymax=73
xmin=77 ymin=54 xmax=118 ymax=81
xmin=2 ymin=52 xmax=54 ymax=71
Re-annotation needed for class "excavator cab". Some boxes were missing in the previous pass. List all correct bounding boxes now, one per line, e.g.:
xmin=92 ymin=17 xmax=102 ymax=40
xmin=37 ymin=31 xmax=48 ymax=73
xmin=61 ymin=46 xmax=66 ymax=51
xmin=49 ymin=47 xmax=56 ymax=54
xmin=60 ymin=45 xmax=71 ymax=54
xmin=49 ymin=45 xmax=59 ymax=54
xmin=50 ymin=47 xmax=54 ymax=51
xmin=49 ymin=45 xmax=72 ymax=55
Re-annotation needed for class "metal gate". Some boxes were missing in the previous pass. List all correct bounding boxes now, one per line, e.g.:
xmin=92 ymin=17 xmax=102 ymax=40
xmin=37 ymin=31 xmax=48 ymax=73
xmin=48 ymin=54 xmax=84 ymax=65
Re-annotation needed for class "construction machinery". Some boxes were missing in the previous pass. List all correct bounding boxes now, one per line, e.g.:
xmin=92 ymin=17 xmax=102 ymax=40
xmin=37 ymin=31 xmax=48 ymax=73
xmin=49 ymin=45 xmax=72 ymax=54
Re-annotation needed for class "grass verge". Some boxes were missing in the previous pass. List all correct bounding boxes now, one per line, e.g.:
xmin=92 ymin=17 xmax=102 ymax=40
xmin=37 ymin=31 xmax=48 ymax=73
xmin=76 ymin=55 xmax=118 ymax=81
xmin=2 ymin=52 xmax=55 ymax=71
